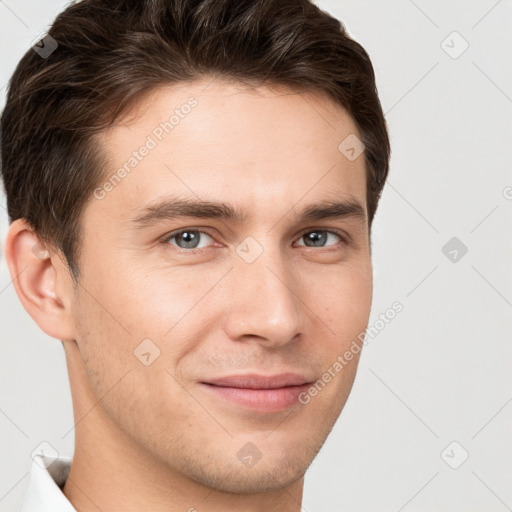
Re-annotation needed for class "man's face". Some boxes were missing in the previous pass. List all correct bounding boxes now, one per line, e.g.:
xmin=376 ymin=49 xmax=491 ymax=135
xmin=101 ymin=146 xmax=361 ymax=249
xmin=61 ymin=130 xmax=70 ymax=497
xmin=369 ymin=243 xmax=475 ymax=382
xmin=70 ymin=79 xmax=372 ymax=493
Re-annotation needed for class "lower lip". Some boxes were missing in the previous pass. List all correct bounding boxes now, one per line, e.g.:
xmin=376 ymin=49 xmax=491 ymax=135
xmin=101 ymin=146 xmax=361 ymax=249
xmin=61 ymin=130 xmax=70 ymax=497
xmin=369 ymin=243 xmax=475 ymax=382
xmin=199 ymin=383 xmax=311 ymax=412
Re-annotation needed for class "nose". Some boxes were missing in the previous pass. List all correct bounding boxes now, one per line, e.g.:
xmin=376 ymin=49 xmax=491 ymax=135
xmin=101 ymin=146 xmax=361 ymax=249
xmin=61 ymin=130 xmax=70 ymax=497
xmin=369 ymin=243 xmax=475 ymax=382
xmin=222 ymin=247 xmax=304 ymax=349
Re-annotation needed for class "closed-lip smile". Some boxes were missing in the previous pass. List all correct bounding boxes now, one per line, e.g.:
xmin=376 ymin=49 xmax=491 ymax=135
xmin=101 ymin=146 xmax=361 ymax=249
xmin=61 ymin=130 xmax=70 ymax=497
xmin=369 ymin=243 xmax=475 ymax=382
xmin=200 ymin=372 xmax=314 ymax=412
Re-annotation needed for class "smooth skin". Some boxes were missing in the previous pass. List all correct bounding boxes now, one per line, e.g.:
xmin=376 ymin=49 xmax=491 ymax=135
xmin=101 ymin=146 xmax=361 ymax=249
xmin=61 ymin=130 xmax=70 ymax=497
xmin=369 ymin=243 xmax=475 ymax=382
xmin=5 ymin=78 xmax=372 ymax=512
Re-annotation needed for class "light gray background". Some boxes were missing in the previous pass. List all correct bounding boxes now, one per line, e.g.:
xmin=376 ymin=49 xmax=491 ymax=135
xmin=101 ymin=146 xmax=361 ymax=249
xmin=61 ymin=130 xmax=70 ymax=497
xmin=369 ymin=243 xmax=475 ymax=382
xmin=1 ymin=1 xmax=511 ymax=511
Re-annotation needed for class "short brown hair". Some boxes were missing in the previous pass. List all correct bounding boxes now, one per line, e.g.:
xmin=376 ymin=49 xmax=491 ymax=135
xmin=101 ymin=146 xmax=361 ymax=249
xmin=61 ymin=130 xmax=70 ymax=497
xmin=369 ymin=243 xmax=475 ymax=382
xmin=1 ymin=0 xmax=390 ymax=281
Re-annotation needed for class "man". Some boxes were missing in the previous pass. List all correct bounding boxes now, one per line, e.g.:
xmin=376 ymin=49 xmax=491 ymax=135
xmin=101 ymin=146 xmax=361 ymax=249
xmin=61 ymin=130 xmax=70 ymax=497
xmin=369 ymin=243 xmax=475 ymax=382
xmin=1 ymin=0 xmax=390 ymax=510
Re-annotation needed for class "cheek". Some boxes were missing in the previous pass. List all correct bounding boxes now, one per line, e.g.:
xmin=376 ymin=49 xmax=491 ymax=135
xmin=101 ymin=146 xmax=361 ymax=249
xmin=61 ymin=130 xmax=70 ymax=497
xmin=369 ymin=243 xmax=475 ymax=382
xmin=73 ymin=291 xmax=132 ymax=398
xmin=73 ymin=265 xmax=217 ymax=402
xmin=104 ymin=263 xmax=212 ymax=338
xmin=73 ymin=283 xmax=197 ymax=444
xmin=308 ymin=262 xmax=372 ymax=401
xmin=315 ymin=261 xmax=373 ymax=339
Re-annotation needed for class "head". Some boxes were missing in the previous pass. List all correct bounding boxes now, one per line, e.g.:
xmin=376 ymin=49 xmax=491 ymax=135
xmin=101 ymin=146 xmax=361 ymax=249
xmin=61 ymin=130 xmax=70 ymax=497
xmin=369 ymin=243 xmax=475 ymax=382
xmin=2 ymin=0 xmax=390 ymax=496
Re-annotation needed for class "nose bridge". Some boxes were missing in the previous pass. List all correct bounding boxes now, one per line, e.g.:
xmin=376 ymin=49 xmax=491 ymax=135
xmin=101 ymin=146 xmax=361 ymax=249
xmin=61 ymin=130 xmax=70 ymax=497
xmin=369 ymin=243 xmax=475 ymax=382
xmin=223 ymin=238 xmax=304 ymax=346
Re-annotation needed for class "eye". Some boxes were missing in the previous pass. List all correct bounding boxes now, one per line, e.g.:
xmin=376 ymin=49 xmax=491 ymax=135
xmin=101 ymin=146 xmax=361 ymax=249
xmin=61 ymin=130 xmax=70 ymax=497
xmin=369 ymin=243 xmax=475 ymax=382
xmin=161 ymin=228 xmax=346 ymax=253
xmin=295 ymin=229 xmax=345 ymax=248
xmin=164 ymin=229 xmax=214 ymax=250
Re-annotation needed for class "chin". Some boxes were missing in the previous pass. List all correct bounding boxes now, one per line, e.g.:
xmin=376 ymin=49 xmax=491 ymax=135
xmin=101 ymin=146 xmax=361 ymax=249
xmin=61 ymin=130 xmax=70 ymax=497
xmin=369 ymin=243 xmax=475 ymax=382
xmin=176 ymin=448 xmax=312 ymax=495
xmin=192 ymin=465 xmax=306 ymax=495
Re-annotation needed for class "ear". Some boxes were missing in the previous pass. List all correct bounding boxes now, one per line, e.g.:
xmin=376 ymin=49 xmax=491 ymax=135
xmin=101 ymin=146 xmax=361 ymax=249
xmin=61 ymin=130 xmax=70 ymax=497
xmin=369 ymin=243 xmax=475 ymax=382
xmin=4 ymin=219 xmax=76 ymax=342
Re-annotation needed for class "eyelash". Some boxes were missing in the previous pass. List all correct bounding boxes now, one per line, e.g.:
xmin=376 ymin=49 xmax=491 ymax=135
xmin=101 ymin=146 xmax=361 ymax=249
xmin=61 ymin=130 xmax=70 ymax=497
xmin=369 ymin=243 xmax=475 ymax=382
xmin=160 ymin=228 xmax=348 ymax=253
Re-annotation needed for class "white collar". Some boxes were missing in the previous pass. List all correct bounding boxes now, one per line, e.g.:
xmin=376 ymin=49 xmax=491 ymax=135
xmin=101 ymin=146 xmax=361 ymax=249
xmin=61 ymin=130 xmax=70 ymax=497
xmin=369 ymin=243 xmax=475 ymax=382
xmin=21 ymin=453 xmax=76 ymax=512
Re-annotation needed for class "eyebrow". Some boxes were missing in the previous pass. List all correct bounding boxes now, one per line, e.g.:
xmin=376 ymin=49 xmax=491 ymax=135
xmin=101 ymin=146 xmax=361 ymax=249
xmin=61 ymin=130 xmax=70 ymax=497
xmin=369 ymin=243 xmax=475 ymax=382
xmin=127 ymin=195 xmax=367 ymax=229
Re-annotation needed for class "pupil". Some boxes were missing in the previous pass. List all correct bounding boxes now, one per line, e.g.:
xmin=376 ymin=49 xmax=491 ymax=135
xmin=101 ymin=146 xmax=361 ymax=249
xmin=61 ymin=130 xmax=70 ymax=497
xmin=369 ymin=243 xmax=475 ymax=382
xmin=179 ymin=231 xmax=199 ymax=248
xmin=307 ymin=231 xmax=326 ymax=247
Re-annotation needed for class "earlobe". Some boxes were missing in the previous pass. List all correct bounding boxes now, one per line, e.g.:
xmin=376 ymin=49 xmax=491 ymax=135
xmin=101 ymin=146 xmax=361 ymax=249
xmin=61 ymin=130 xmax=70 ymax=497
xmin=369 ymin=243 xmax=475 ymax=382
xmin=4 ymin=219 xmax=76 ymax=342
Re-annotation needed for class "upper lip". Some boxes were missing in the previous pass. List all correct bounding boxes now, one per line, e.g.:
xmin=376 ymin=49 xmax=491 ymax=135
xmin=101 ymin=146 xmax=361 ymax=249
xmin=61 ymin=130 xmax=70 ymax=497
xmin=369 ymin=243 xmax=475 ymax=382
xmin=202 ymin=373 xmax=314 ymax=389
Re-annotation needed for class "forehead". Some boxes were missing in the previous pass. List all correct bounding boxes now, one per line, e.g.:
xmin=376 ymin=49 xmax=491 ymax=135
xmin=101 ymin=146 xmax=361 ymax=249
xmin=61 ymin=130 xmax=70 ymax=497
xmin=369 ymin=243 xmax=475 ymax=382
xmin=86 ymin=79 xmax=367 ymax=229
